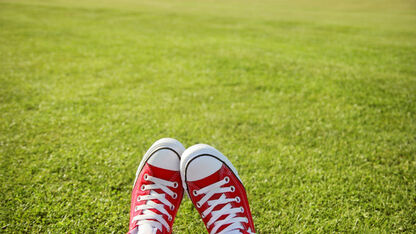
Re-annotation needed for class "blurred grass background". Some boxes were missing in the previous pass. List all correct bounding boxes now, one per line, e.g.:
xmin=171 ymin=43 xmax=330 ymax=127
xmin=1 ymin=0 xmax=415 ymax=232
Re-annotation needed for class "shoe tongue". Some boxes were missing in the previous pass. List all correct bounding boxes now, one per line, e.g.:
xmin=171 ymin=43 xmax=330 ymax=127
xmin=137 ymin=224 xmax=157 ymax=234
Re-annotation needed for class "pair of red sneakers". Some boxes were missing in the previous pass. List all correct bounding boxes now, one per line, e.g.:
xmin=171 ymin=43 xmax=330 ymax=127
xmin=128 ymin=138 xmax=255 ymax=234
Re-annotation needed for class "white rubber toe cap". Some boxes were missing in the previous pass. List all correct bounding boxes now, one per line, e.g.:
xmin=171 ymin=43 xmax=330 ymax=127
xmin=180 ymin=144 xmax=241 ymax=194
xmin=147 ymin=148 xmax=181 ymax=171
xmin=142 ymin=138 xmax=185 ymax=171
xmin=134 ymin=138 xmax=185 ymax=188
xmin=186 ymin=155 xmax=222 ymax=181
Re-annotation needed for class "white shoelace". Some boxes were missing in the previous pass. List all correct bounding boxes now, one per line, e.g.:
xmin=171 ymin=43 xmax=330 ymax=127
xmin=132 ymin=174 xmax=178 ymax=233
xmin=193 ymin=177 xmax=253 ymax=234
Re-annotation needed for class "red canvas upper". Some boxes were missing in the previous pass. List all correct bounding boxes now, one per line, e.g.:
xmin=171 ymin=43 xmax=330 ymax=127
xmin=185 ymin=164 xmax=255 ymax=234
xmin=129 ymin=163 xmax=183 ymax=234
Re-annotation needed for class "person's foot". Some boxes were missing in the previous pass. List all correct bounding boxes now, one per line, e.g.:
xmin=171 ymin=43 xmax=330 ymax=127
xmin=129 ymin=138 xmax=185 ymax=234
xmin=180 ymin=144 xmax=255 ymax=234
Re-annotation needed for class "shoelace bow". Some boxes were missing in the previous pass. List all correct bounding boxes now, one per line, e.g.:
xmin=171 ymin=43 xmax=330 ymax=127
xmin=132 ymin=174 xmax=178 ymax=233
xmin=193 ymin=177 xmax=254 ymax=234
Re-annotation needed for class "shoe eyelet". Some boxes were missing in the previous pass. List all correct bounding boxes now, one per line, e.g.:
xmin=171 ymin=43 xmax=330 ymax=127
xmin=230 ymin=186 xmax=235 ymax=192
xmin=144 ymin=174 xmax=149 ymax=180
xmin=172 ymin=193 xmax=177 ymax=199
xmin=193 ymin=190 xmax=198 ymax=196
xmin=137 ymin=196 xmax=141 ymax=202
xmin=235 ymin=196 xmax=241 ymax=203
xmin=173 ymin=182 xmax=178 ymax=188
xmin=240 ymin=207 xmax=244 ymax=212
xmin=196 ymin=202 xmax=202 ymax=208
xmin=201 ymin=213 xmax=205 ymax=218
xmin=170 ymin=205 xmax=175 ymax=211
xmin=168 ymin=215 xmax=172 ymax=221
xmin=134 ymin=206 xmax=139 ymax=211
xmin=141 ymin=185 xmax=146 ymax=191
xmin=224 ymin=176 xmax=230 ymax=183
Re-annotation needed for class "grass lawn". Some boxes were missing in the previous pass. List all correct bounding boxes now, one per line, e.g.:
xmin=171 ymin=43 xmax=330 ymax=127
xmin=1 ymin=0 xmax=415 ymax=232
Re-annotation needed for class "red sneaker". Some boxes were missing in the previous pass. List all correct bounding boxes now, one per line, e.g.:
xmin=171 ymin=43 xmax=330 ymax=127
xmin=128 ymin=138 xmax=185 ymax=234
xmin=180 ymin=144 xmax=256 ymax=234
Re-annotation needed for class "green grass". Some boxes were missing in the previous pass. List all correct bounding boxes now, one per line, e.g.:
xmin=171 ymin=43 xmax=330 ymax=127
xmin=1 ymin=0 xmax=415 ymax=232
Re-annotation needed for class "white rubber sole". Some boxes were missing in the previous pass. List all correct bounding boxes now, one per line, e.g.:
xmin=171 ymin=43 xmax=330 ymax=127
xmin=133 ymin=138 xmax=185 ymax=188
xmin=180 ymin=144 xmax=242 ymax=196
